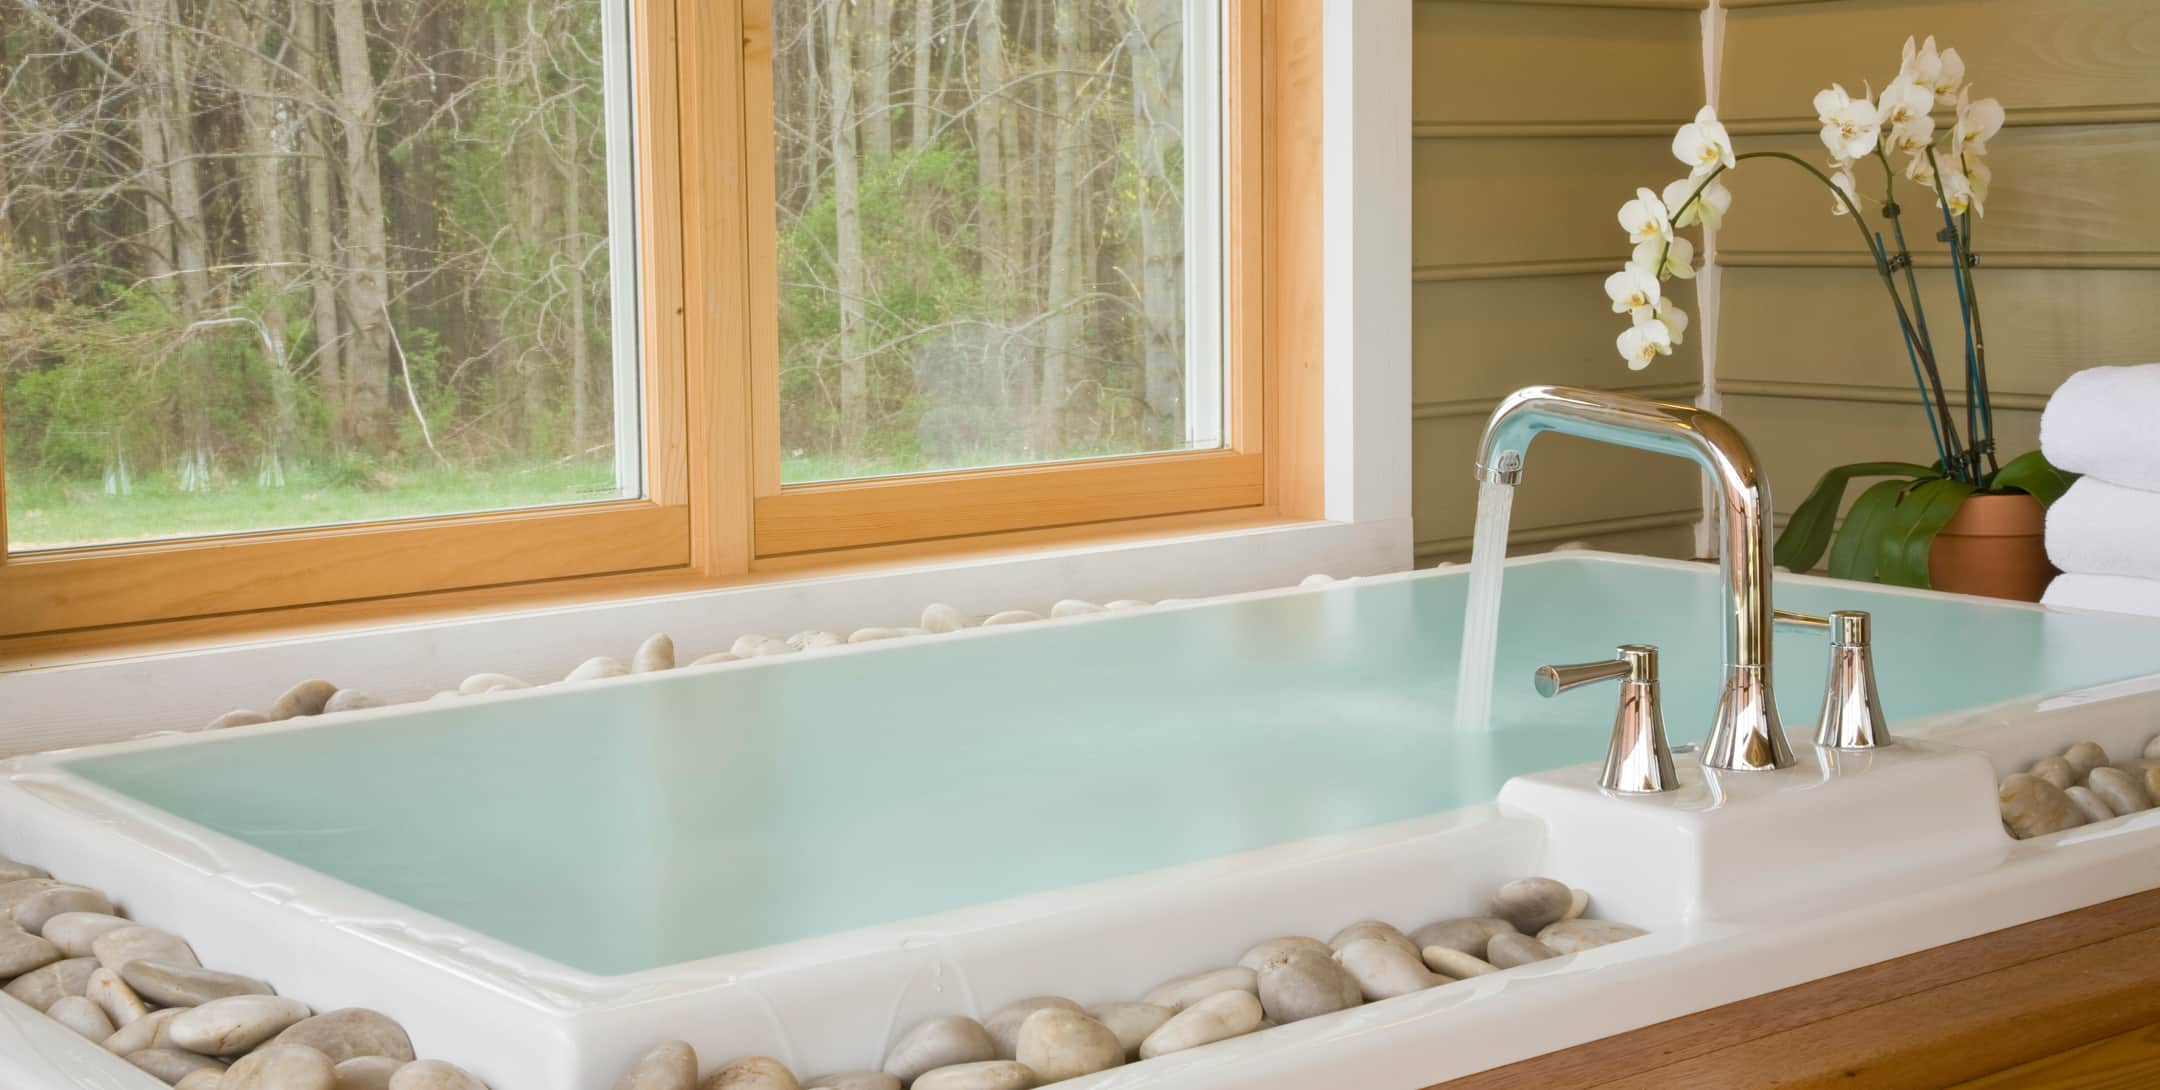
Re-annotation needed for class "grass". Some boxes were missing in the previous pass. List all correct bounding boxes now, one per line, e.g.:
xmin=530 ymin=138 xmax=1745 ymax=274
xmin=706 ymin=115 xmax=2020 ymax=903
xmin=5 ymin=459 xmax=621 ymax=551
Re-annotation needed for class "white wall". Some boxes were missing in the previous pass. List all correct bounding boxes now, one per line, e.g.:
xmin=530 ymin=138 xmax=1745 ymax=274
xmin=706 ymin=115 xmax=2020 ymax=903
xmin=0 ymin=0 xmax=1415 ymax=755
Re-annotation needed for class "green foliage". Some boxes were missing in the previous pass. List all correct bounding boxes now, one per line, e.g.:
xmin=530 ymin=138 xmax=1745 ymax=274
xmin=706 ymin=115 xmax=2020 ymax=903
xmin=1772 ymin=461 xmax=1937 ymax=574
xmin=1776 ymin=450 xmax=2076 ymax=589
xmin=1988 ymin=449 xmax=2075 ymax=508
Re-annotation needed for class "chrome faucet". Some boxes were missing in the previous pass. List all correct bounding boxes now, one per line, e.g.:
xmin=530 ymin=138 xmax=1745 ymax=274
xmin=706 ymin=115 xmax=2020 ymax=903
xmin=1476 ymin=385 xmax=1796 ymax=773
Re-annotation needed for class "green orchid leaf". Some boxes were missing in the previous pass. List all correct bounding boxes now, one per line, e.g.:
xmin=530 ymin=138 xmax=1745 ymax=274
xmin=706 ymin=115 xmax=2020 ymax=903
xmin=1827 ymin=478 xmax=1909 ymax=582
xmin=1774 ymin=461 xmax=1938 ymax=573
xmin=1876 ymin=477 xmax=1977 ymax=588
xmin=1988 ymin=450 xmax=2077 ymax=509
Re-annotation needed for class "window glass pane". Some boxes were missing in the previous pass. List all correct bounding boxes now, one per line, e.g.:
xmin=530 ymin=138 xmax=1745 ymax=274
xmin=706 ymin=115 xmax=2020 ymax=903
xmin=0 ymin=0 xmax=641 ymax=553
xmin=771 ymin=0 xmax=1223 ymax=484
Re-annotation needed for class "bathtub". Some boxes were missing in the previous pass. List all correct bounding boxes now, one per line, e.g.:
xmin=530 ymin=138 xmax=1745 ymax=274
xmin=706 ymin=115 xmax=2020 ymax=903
xmin=3 ymin=552 xmax=2158 ymax=1089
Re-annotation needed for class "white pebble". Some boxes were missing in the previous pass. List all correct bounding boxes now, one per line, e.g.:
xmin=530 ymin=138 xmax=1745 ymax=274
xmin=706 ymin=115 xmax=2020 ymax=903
xmin=1536 ymin=919 xmax=1647 ymax=953
xmin=1409 ymin=917 xmax=1516 ymax=957
xmin=334 ymin=1056 xmax=405 ymax=1090
xmin=688 ymin=652 xmax=739 ymax=667
xmin=1256 ymin=949 xmax=1363 ymax=1022
xmin=225 ymin=1044 xmax=334 ymax=1090
xmin=459 ymin=673 xmax=529 ymax=696
xmin=920 ymin=604 xmax=969 ymax=633
xmin=1141 ymin=965 xmax=1257 ymax=1011
xmin=1237 ymin=935 xmax=1333 ymax=972
xmin=2146 ymin=734 xmax=2160 ymax=760
xmin=2087 ymin=766 xmax=2152 ymax=816
xmin=168 ymin=995 xmax=312 ymax=1056
xmin=744 ymin=638 xmax=799 ymax=658
xmin=730 ymin=634 xmax=775 ymax=658
xmin=47 ymin=995 xmax=113 ymax=1041
xmin=1562 ymin=888 xmax=1590 ymax=922
xmin=323 ymin=690 xmax=381 ymax=714
xmin=208 ymin=710 xmax=272 ymax=729
xmin=2000 ymin=773 xmax=2088 ymax=838
xmin=788 ymin=631 xmax=844 ymax=651
xmin=92 ymin=925 xmax=197 ymax=972
xmin=1014 ymin=1007 xmax=1124 ymax=1081
xmin=1420 ymin=946 xmax=1498 ymax=979
xmin=1104 ymin=600 xmax=1150 ymax=611
xmin=984 ymin=996 xmax=1081 ymax=1059
xmin=1299 ymin=574 xmax=1335 ymax=586
xmin=2066 ymin=785 xmax=2117 ymax=825
xmin=2062 ymin=741 xmax=2109 ymax=781
xmin=802 ymin=1073 xmax=897 ymax=1090
xmin=847 ymin=627 xmax=917 ymax=643
xmin=1328 ymin=920 xmax=1419 ymax=959
xmin=87 ymin=968 xmax=149 ymax=1027
xmin=1487 ymin=932 xmax=1559 ymax=969
xmin=633 ymin=634 xmax=676 ymax=673
xmin=15 ymin=885 xmax=114 ymax=934
xmin=910 ymin=1061 xmax=1031 ymax=1090
xmin=1137 ymin=990 xmax=1263 ymax=1060
xmin=270 ymin=680 xmax=338 ymax=719
xmin=1049 ymin=600 xmax=1103 ymax=618
xmin=1488 ymin=878 xmax=1574 ymax=934
xmin=882 ymin=1016 xmax=997 ymax=1083
xmin=697 ymin=1057 xmax=797 ymax=1090
xmin=2028 ymin=755 xmax=2074 ymax=790
xmin=1334 ymin=937 xmax=1445 ymax=1000
xmin=1086 ymin=1002 xmax=1173 ymax=1060
xmin=563 ymin=657 xmax=628 ymax=683
xmin=979 ymin=610 xmax=1041 ymax=627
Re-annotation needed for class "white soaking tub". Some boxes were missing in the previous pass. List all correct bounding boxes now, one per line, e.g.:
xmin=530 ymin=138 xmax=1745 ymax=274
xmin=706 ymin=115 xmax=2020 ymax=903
xmin=3 ymin=553 xmax=2158 ymax=1089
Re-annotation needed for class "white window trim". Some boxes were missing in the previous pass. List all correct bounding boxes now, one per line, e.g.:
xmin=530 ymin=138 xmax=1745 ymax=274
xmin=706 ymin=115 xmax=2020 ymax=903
xmin=0 ymin=0 xmax=1414 ymax=754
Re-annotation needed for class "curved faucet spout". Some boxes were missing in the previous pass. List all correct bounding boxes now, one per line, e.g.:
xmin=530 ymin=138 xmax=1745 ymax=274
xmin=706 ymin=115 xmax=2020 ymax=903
xmin=1475 ymin=385 xmax=1794 ymax=772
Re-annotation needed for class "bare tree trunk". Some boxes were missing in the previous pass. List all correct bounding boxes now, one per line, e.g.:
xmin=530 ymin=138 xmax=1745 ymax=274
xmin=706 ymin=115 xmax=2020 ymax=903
xmin=221 ymin=0 xmax=296 ymax=461
xmin=298 ymin=0 xmax=347 ymax=440
xmin=1038 ymin=0 xmax=1080 ymax=453
xmin=910 ymin=0 xmax=935 ymax=150
xmin=970 ymin=0 xmax=1006 ymax=281
xmin=564 ymin=99 xmax=591 ymax=455
xmin=863 ymin=0 xmax=894 ymax=160
xmin=1129 ymin=0 xmax=1183 ymax=437
xmin=827 ymin=0 xmax=868 ymax=454
xmin=330 ymin=0 xmax=394 ymax=443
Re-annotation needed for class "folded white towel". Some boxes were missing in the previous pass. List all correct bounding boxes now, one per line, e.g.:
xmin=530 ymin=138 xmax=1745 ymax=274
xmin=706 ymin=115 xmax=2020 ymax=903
xmin=2046 ymin=477 xmax=2160 ymax=582
xmin=2040 ymin=364 xmax=2160 ymax=491
xmin=2042 ymin=573 xmax=2160 ymax=619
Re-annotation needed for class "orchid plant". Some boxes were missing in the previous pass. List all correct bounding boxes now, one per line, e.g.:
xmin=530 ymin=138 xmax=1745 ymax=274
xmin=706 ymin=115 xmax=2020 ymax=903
xmin=1610 ymin=36 xmax=2073 ymax=588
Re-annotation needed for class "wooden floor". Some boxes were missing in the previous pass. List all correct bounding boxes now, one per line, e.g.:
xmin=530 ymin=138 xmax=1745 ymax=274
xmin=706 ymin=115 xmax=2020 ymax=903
xmin=1427 ymin=889 xmax=2160 ymax=1090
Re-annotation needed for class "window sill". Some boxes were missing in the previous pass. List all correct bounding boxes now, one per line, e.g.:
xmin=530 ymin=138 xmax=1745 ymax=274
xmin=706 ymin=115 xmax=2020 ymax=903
xmin=0 ymin=510 xmax=1409 ymax=755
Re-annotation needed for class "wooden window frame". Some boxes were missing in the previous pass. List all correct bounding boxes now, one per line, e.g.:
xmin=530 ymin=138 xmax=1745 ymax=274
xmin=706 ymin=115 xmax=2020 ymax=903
xmin=0 ymin=0 xmax=1322 ymax=646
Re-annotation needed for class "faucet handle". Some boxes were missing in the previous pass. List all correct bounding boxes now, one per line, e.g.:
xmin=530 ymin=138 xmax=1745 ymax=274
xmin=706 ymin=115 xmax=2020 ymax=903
xmin=1808 ymin=610 xmax=1893 ymax=750
xmin=1533 ymin=645 xmax=1678 ymax=794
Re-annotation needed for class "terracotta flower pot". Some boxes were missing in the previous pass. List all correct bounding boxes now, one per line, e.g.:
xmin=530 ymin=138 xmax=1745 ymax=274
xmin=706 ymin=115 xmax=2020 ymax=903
xmin=1928 ymin=492 xmax=2055 ymax=601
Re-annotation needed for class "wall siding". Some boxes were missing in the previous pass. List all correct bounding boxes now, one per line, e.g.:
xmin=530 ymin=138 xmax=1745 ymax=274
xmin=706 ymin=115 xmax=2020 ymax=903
xmin=1412 ymin=0 xmax=1708 ymax=564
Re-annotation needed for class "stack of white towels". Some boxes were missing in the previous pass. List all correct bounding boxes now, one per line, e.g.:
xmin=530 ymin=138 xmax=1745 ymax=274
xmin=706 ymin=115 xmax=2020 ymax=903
xmin=2041 ymin=364 xmax=2160 ymax=617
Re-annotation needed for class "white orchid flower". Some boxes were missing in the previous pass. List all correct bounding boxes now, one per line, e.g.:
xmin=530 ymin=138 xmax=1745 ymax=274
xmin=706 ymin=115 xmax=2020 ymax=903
xmin=1934 ymin=47 xmax=1967 ymax=105
xmin=1662 ymin=176 xmax=1731 ymax=229
xmin=1816 ymin=84 xmax=1881 ymax=162
xmin=1644 ymin=298 xmax=1689 ymax=347
xmin=1672 ymin=106 xmax=1736 ymax=178
xmin=1631 ymin=235 xmax=1695 ymax=281
xmin=1829 ymin=166 xmax=1860 ymax=215
xmin=1886 ymin=113 xmax=1936 ymax=156
xmin=1968 ymin=159 xmax=1993 ymax=205
xmin=1618 ymin=188 xmax=1673 ymax=244
xmin=1617 ymin=319 xmax=1675 ymax=371
xmin=1877 ymin=78 xmax=1936 ymax=153
xmin=1899 ymin=36 xmax=1943 ymax=90
xmin=1904 ymin=151 xmax=1937 ymax=189
xmin=1604 ymin=266 xmax=1662 ymax=318
xmin=1955 ymin=90 xmax=2004 ymax=157
xmin=1939 ymin=168 xmax=1982 ymax=217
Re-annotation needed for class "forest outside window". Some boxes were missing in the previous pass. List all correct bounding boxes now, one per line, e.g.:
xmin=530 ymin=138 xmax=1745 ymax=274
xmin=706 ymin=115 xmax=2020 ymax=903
xmin=0 ymin=0 xmax=645 ymax=553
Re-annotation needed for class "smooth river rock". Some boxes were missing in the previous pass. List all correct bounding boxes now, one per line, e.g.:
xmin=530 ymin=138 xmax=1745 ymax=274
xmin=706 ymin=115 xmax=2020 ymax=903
xmin=1335 ymin=938 xmax=1445 ymax=1001
xmin=1537 ymin=920 xmax=1648 ymax=954
xmin=2088 ymin=766 xmax=2153 ymax=815
xmin=226 ymin=1044 xmax=337 ymax=1090
xmin=1327 ymin=920 xmax=1419 ymax=959
xmin=846 ymin=627 xmax=921 ymax=643
xmin=1015 ymin=1007 xmax=1124 ymax=1081
xmin=129 ymin=1048 xmax=226 ymax=1083
xmin=2027 ymin=755 xmax=2075 ymax=790
xmin=271 ymin=679 xmax=340 ymax=719
xmin=633 ymin=634 xmax=676 ymax=673
xmin=1138 ymin=989 xmax=1264 ymax=1060
xmin=458 ymin=673 xmax=529 ymax=696
xmin=14 ymin=884 xmax=115 ymax=934
xmin=0 ymin=879 xmax=68 ymax=919
xmin=1049 ymin=600 xmax=1103 ymax=618
xmin=909 ymin=1061 xmax=1035 ymax=1090
xmin=1420 ymin=946 xmax=1499 ymax=979
xmin=43 ymin=912 xmax=137 ymax=957
xmin=2065 ymin=785 xmax=2117 ymax=825
xmin=47 ymin=995 xmax=115 ymax=1040
xmin=979 ymin=610 xmax=1041 ymax=627
xmin=102 ymin=1007 xmax=186 ymax=1054
xmin=210 ymin=709 xmax=274 ymax=729
xmin=4 ymin=956 xmax=95 ymax=1010
xmin=120 ymin=960 xmax=273 ymax=1007
xmin=0 ymin=857 xmax=51 ymax=884
xmin=882 ymin=1015 xmax=998 ymax=1083
xmin=1487 ymin=932 xmax=1560 ymax=969
xmin=1140 ymin=965 xmax=1258 ymax=1012
xmin=984 ymin=997 xmax=1082 ymax=1059
xmin=1562 ymin=889 xmax=1590 ymax=922
xmin=1409 ymin=917 xmax=1516 ymax=958
xmin=93 ymin=925 xmax=199 ymax=971
xmin=170 ymin=995 xmax=313 ymax=1056
xmin=920 ymin=604 xmax=969 ymax=633
xmin=387 ymin=1059 xmax=492 ymax=1090
xmin=698 ymin=1056 xmax=798 ymax=1090
xmin=2062 ymin=741 xmax=2110 ymax=780
xmin=803 ymin=1072 xmax=901 ymax=1090
xmin=323 ymin=689 xmax=382 ymax=714
xmin=177 ymin=1069 xmax=227 ymax=1090
xmin=1488 ymin=878 xmax=1574 ymax=935
xmin=2134 ymin=760 xmax=2160 ymax=800
xmin=334 ymin=1056 xmax=408 ymax=1090
xmin=1256 ymin=949 xmax=1363 ymax=1022
xmin=565 ymin=656 xmax=630 ymax=682
xmin=1237 ymin=935 xmax=1334 ymax=972
xmin=88 ymin=967 xmax=149 ymax=1026
xmin=2147 ymin=735 xmax=2160 ymax=760
xmin=786 ymin=630 xmax=843 ymax=650
xmin=0 ymin=925 xmax=63 ymax=979
xmin=275 ymin=1008 xmax=417 ymax=1064
xmin=1086 ymin=1002 xmax=1173 ymax=1060
xmin=689 ymin=652 xmax=740 ymax=667
xmin=1998 ymin=773 xmax=2087 ymax=838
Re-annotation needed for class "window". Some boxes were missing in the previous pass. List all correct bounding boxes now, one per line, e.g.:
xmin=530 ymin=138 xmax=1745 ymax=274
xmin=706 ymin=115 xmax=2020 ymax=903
xmin=0 ymin=0 xmax=1317 ymax=646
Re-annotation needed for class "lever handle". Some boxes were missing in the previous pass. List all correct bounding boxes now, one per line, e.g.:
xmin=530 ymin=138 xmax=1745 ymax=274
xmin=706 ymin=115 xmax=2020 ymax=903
xmin=1778 ymin=608 xmax=1872 ymax=647
xmin=1775 ymin=609 xmax=1828 ymax=629
xmin=1534 ymin=644 xmax=1657 ymax=698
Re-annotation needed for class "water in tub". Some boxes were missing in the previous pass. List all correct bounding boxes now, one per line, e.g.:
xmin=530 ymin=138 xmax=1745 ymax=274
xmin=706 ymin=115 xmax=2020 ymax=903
xmin=54 ymin=557 xmax=2160 ymax=977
